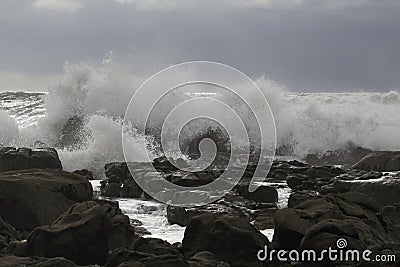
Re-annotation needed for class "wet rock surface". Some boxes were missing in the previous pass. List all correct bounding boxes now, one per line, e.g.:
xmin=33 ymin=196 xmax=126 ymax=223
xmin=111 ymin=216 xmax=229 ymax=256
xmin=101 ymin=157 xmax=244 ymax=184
xmin=0 ymin=147 xmax=62 ymax=172
xmin=274 ymin=192 xmax=400 ymax=263
xmin=352 ymin=151 xmax=400 ymax=171
xmin=305 ymin=146 xmax=373 ymax=168
xmin=0 ymin=169 xmax=93 ymax=231
xmin=182 ymin=213 xmax=271 ymax=267
xmin=27 ymin=201 xmax=113 ymax=265
xmin=1 ymin=153 xmax=400 ymax=266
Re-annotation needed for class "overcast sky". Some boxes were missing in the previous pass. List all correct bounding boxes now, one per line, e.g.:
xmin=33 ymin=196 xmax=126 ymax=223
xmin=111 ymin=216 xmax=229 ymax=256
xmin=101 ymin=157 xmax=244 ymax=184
xmin=0 ymin=0 xmax=399 ymax=92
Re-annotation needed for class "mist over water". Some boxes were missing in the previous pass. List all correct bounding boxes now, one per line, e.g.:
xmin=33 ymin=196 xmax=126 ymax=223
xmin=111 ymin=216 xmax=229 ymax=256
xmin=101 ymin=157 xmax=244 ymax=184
xmin=0 ymin=55 xmax=399 ymax=177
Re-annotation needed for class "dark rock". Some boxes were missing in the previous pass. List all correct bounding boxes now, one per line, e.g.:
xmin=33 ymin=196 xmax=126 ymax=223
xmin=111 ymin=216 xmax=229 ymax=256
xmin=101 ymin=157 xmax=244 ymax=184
xmin=0 ymin=147 xmax=62 ymax=172
xmin=333 ymin=174 xmax=400 ymax=207
xmin=236 ymin=182 xmax=278 ymax=203
xmin=27 ymin=201 xmax=113 ymax=265
xmin=182 ymin=213 xmax=271 ymax=267
xmin=0 ymin=255 xmax=79 ymax=267
xmin=30 ymin=148 xmax=62 ymax=170
xmin=273 ymin=192 xmax=400 ymax=258
xmin=152 ymin=156 xmax=179 ymax=173
xmin=170 ymin=172 xmax=213 ymax=187
xmin=109 ymin=213 xmax=136 ymax=251
xmin=352 ymin=151 xmax=400 ymax=171
xmin=105 ymin=247 xmax=186 ymax=267
xmin=128 ymin=237 xmax=183 ymax=258
xmin=72 ymin=169 xmax=93 ymax=180
xmin=288 ymin=190 xmax=320 ymax=208
xmin=167 ymin=204 xmax=245 ymax=227
xmin=102 ymin=182 xmax=122 ymax=197
xmin=188 ymin=251 xmax=231 ymax=267
xmin=121 ymin=181 xmax=143 ymax=198
xmin=105 ymin=162 xmax=128 ymax=182
xmin=286 ymin=174 xmax=305 ymax=189
xmin=118 ymin=255 xmax=189 ymax=267
xmin=0 ymin=169 xmax=92 ymax=231
xmin=251 ymin=208 xmax=277 ymax=230
xmin=1 ymin=240 xmax=28 ymax=257
xmin=0 ymin=216 xmax=20 ymax=251
xmin=305 ymin=146 xmax=373 ymax=168
xmin=381 ymin=205 xmax=400 ymax=230
xmin=93 ymin=198 xmax=120 ymax=208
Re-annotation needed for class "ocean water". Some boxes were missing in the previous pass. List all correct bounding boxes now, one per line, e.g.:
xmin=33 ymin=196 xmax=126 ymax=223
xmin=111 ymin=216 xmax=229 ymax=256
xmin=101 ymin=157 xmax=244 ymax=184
xmin=1 ymin=87 xmax=399 ymax=175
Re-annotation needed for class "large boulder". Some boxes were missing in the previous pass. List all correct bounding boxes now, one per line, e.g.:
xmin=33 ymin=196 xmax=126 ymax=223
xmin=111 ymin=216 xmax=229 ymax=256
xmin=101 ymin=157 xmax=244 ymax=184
xmin=0 ymin=169 xmax=93 ymax=231
xmin=27 ymin=201 xmax=113 ymax=265
xmin=182 ymin=213 xmax=271 ymax=267
xmin=333 ymin=173 xmax=400 ymax=207
xmin=0 ymin=147 xmax=62 ymax=172
xmin=273 ymin=192 xmax=400 ymax=262
xmin=235 ymin=182 xmax=278 ymax=203
xmin=352 ymin=151 xmax=400 ymax=171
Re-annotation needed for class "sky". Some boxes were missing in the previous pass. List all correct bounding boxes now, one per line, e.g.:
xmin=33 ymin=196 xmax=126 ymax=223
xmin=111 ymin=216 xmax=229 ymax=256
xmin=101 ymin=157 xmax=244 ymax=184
xmin=0 ymin=0 xmax=399 ymax=92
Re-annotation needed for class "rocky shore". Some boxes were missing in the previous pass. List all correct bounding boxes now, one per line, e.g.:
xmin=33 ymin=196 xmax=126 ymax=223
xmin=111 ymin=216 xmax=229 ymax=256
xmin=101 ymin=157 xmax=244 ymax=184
xmin=0 ymin=146 xmax=399 ymax=266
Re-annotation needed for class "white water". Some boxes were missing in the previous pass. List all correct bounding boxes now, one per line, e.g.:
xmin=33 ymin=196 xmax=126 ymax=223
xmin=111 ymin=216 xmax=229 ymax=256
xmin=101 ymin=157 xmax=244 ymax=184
xmin=0 ymin=56 xmax=399 ymax=176
xmin=90 ymin=180 xmax=279 ymax=243
xmin=91 ymin=180 xmax=185 ymax=244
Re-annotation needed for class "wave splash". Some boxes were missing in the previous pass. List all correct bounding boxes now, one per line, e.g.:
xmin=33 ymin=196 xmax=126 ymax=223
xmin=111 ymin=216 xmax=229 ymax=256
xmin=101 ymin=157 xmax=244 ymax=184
xmin=1 ymin=55 xmax=399 ymax=176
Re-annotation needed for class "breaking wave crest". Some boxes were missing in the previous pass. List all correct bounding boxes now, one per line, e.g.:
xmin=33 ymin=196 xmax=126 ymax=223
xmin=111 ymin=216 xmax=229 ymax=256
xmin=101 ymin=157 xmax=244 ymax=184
xmin=0 ymin=55 xmax=399 ymax=177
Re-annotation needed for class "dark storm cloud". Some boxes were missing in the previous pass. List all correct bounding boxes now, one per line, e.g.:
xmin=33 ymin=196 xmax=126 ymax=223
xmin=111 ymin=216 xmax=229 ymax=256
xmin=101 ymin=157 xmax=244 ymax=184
xmin=0 ymin=0 xmax=399 ymax=91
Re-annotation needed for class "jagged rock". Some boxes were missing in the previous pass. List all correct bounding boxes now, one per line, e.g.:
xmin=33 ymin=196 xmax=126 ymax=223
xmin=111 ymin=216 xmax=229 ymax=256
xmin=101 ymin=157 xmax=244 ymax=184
xmin=109 ymin=209 xmax=136 ymax=251
xmin=0 ymin=147 xmax=62 ymax=172
xmin=273 ymin=192 xmax=400 ymax=260
xmin=188 ymin=251 xmax=231 ymax=267
xmin=287 ymin=190 xmax=320 ymax=208
xmin=167 ymin=204 xmax=245 ymax=227
xmin=1 ymin=240 xmax=28 ymax=257
xmin=236 ymin=182 xmax=278 ymax=203
xmin=0 ymin=255 xmax=79 ymax=267
xmin=27 ymin=201 xmax=113 ymax=265
xmin=168 ymin=172 xmax=214 ymax=187
xmin=305 ymin=147 xmax=373 ymax=168
xmin=182 ymin=213 xmax=271 ymax=267
xmin=0 ymin=169 xmax=92 ymax=231
xmin=105 ymin=247 xmax=186 ymax=267
xmin=72 ymin=169 xmax=93 ymax=180
xmin=333 ymin=174 xmax=400 ymax=207
xmin=0 ymin=216 xmax=20 ymax=251
xmin=121 ymin=181 xmax=143 ymax=198
xmin=251 ymin=208 xmax=278 ymax=230
xmin=352 ymin=151 xmax=400 ymax=171
xmin=128 ymin=237 xmax=183 ymax=258
xmin=381 ymin=205 xmax=400 ymax=231
xmin=101 ymin=182 xmax=122 ymax=197
xmin=105 ymin=162 xmax=129 ymax=182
